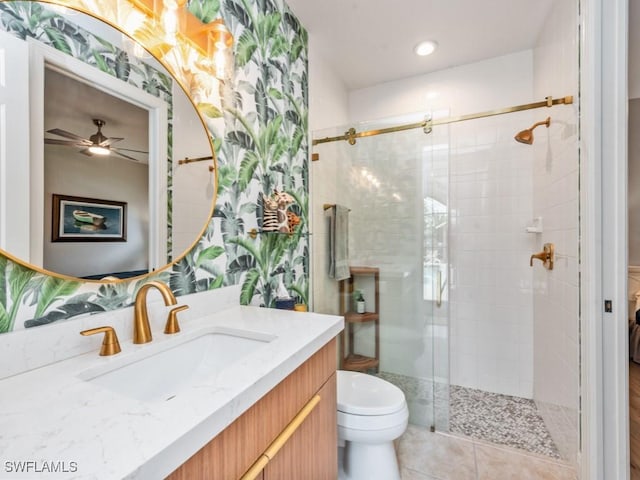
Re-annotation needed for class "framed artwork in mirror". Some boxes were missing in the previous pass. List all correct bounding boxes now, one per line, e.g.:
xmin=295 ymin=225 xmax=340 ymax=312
xmin=52 ymin=194 xmax=127 ymax=242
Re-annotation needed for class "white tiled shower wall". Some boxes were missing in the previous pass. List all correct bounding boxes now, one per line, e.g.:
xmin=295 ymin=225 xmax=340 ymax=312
xmin=447 ymin=112 xmax=536 ymax=398
xmin=532 ymin=0 xmax=580 ymax=465
xmin=344 ymin=51 xmax=536 ymax=396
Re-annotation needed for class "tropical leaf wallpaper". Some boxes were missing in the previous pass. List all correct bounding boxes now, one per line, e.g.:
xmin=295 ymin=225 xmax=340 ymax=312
xmin=0 ymin=0 xmax=309 ymax=334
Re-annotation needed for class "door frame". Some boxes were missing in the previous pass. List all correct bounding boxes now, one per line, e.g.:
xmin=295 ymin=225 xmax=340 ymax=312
xmin=0 ymin=30 xmax=30 ymax=261
xmin=580 ymin=0 xmax=629 ymax=478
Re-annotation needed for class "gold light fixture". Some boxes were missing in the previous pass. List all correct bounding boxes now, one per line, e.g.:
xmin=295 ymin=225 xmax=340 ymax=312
xmin=159 ymin=0 xmax=186 ymax=46
xmin=128 ymin=0 xmax=234 ymax=76
xmin=184 ymin=17 xmax=234 ymax=79
xmin=207 ymin=18 xmax=234 ymax=79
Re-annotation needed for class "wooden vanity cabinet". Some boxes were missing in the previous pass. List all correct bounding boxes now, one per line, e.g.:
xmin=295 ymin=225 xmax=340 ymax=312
xmin=167 ymin=339 xmax=337 ymax=480
xmin=262 ymin=376 xmax=336 ymax=478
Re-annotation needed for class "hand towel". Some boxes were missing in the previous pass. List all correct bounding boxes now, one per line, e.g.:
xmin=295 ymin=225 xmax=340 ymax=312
xmin=326 ymin=205 xmax=350 ymax=281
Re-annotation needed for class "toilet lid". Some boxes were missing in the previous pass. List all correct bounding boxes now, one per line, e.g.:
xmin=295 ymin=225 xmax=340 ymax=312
xmin=336 ymin=370 xmax=406 ymax=416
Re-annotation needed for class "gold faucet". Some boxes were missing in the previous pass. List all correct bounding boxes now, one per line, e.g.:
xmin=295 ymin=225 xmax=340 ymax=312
xmin=133 ymin=281 xmax=177 ymax=344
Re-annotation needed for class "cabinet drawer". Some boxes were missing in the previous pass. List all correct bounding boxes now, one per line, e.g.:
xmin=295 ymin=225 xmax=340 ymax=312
xmin=263 ymin=373 xmax=336 ymax=479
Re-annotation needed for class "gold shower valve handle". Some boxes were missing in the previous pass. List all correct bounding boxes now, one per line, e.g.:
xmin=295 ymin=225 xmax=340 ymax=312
xmin=530 ymin=251 xmax=547 ymax=266
xmin=80 ymin=326 xmax=121 ymax=356
xmin=530 ymin=243 xmax=554 ymax=270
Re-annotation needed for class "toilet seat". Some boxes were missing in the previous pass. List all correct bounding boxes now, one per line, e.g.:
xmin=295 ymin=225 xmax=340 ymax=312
xmin=337 ymin=405 xmax=408 ymax=431
xmin=337 ymin=370 xmax=406 ymax=416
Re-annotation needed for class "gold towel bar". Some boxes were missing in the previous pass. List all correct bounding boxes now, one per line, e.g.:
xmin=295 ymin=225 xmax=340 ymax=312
xmin=323 ymin=203 xmax=351 ymax=211
xmin=240 ymin=394 xmax=321 ymax=480
xmin=177 ymin=155 xmax=215 ymax=172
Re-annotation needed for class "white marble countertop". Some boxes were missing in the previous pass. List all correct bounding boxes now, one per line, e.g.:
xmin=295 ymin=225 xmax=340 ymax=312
xmin=0 ymin=306 xmax=343 ymax=479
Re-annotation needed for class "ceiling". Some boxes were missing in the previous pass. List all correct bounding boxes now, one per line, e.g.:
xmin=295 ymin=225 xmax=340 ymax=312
xmin=43 ymin=0 xmax=563 ymax=142
xmin=285 ymin=0 xmax=557 ymax=90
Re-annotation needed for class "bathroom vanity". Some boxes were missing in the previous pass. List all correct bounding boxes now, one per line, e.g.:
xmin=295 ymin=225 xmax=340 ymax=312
xmin=168 ymin=340 xmax=337 ymax=479
xmin=0 ymin=302 xmax=343 ymax=479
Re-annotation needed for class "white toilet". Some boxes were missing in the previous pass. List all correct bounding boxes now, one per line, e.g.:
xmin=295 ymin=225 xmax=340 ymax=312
xmin=337 ymin=370 xmax=409 ymax=480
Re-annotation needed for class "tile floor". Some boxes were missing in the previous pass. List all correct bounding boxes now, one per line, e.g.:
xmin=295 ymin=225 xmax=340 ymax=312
xmin=397 ymin=425 xmax=577 ymax=480
xmin=449 ymin=385 xmax=561 ymax=459
xmin=376 ymin=371 xmax=448 ymax=428
xmin=378 ymin=371 xmax=562 ymax=460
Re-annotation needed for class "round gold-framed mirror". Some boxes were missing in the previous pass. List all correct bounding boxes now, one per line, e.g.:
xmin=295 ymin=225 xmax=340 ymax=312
xmin=0 ymin=0 xmax=219 ymax=283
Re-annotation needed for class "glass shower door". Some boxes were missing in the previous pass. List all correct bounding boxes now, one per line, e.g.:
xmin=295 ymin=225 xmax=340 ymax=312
xmin=311 ymin=114 xmax=449 ymax=431
xmin=421 ymin=119 xmax=450 ymax=432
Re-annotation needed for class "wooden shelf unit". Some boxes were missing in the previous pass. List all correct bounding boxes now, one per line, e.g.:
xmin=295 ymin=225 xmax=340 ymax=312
xmin=339 ymin=266 xmax=380 ymax=373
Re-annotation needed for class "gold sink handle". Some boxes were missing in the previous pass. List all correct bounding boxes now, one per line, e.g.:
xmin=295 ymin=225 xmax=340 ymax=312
xmin=164 ymin=305 xmax=189 ymax=334
xmin=530 ymin=243 xmax=554 ymax=270
xmin=80 ymin=326 xmax=122 ymax=356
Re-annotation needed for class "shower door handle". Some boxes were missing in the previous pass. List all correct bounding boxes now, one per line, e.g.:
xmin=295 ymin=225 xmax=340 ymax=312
xmin=436 ymin=270 xmax=442 ymax=307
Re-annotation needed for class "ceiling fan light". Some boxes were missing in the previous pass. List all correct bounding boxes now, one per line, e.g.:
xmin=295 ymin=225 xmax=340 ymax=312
xmin=88 ymin=145 xmax=110 ymax=156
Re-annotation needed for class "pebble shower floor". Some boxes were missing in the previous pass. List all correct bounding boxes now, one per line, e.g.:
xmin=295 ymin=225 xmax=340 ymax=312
xmin=377 ymin=372 xmax=561 ymax=459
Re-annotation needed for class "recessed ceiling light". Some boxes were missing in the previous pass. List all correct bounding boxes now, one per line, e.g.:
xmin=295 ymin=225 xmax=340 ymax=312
xmin=414 ymin=40 xmax=438 ymax=57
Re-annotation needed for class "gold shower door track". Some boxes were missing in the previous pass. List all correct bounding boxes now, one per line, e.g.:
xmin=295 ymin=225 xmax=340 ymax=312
xmin=311 ymin=95 xmax=574 ymax=154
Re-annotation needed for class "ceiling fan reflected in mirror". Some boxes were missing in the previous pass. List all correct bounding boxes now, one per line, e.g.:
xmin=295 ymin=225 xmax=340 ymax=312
xmin=44 ymin=118 xmax=148 ymax=162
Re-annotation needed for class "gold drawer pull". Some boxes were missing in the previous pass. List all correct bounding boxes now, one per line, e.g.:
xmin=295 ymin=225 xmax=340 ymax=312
xmin=240 ymin=456 xmax=269 ymax=480
xmin=240 ymin=394 xmax=321 ymax=480
xmin=264 ymin=394 xmax=321 ymax=460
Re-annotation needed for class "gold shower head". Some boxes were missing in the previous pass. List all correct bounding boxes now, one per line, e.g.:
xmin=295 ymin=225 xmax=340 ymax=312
xmin=514 ymin=117 xmax=551 ymax=145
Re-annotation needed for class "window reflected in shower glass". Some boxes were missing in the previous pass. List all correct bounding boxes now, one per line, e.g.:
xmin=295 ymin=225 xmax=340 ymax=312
xmin=424 ymin=196 xmax=448 ymax=302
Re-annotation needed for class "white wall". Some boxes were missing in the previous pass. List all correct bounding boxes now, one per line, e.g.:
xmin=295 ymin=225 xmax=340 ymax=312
xmin=348 ymin=51 xmax=535 ymax=124
xmin=308 ymin=34 xmax=350 ymax=133
xmin=308 ymin=34 xmax=349 ymax=315
xmin=531 ymin=0 xmax=580 ymax=466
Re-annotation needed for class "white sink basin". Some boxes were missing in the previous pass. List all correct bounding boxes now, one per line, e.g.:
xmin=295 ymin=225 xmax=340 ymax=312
xmin=80 ymin=329 xmax=274 ymax=402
